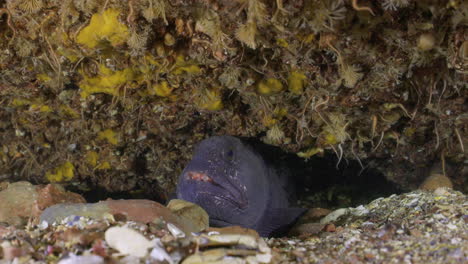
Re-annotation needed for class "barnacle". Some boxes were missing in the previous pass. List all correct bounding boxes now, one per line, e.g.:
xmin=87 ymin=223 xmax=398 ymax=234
xmin=303 ymin=0 xmax=346 ymax=33
xmin=195 ymin=9 xmax=228 ymax=51
xmin=265 ymin=124 xmax=285 ymax=145
xmin=239 ymin=0 xmax=268 ymax=26
xmin=320 ymin=112 xmax=349 ymax=145
xmin=59 ymin=0 xmax=80 ymax=27
xmin=127 ymin=27 xmax=149 ymax=53
xmin=381 ymin=0 xmax=410 ymax=11
xmin=235 ymin=0 xmax=268 ymax=49
xmin=218 ymin=67 xmax=241 ymax=89
xmin=340 ymin=63 xmax=363 ymax=88
xmin=76 ymin=8 xmax=129 ymax=49
xmin=235 ymin=22 xmax=258 ymax=49
xmin=141 ymin=0 xmax=168 ymax=25
xmin=72 ymin=0 xmax=99 ymax=14
xmin=17 ymin=0 xmax=43 ymax=13
xmin=14 ymin=38 xmax=37 ymax=57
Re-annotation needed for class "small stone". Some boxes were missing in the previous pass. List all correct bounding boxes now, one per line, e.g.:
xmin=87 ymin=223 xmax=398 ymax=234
xmin=288 ymin=223 xmax=325 ymax=237
xmin=323 ymin=223 xmax=336 ymax=232
xmin=350 ymin=205 xmax=369 ymax=216
xmin=181 ymin=249 xmax=234 ymax=264
xmin=0 ymin=182 xmax=85 ymax=226
xmin=32 ymin=184 xmax=86 ymax=218
xmin=433 ymin=187 xmax=451 ymax=196
xmin=417 ymin=33 xmax=435 ymax=51
xmin=200 ymin=229 xmax=258 ymax=249
xmin=0 ymin=241 xmax=29 ymax=261
xmin=419 ymin=173 xmax=453 ymax=191
xmin=419 ymin=163 xmax=453 ymax=191
xmin=105 ymin=226 xmax=154 ymax=258
xmin=167 ymin=199 xmax=209 ymax=232
xmin=409 ymin=229 xmax=422 ymax=237
xmin=164 ymin=33 xmax=176 ymax=46
xmin=296 ymin=208 xmax=331 ymax=224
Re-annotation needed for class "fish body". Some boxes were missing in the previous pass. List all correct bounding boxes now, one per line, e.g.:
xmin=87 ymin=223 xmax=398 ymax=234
xmin=176 ymin=136 xmax=306 ymax=237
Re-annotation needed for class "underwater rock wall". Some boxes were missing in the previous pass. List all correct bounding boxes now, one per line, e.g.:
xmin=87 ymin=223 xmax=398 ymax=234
xmin=0 ymin=0 xmax=466 ymax=194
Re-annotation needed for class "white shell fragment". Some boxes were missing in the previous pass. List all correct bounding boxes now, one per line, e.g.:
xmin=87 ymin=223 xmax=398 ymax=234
xmin=167 ymin=222 xmax=186 ymax=238
xmin=104 ymin=226 xmax=154 ymax=257
xmin=58 ymin=254 xmax=104 ymax=264
xmin=150 ymin=239 xmax=174 ymax=264
xmin=320 ymin=208 xmax=349 ymax=224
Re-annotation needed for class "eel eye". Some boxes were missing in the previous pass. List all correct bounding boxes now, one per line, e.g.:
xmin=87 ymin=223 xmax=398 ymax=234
xmin=227 ymin=150 xmax=234 ymax=157
xmin=187 ymin=171 xmax=213 ymax=183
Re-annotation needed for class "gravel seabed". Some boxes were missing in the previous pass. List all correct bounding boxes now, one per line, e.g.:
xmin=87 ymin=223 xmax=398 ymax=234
xmin=0 ymin=188 xmax=466 ymax=263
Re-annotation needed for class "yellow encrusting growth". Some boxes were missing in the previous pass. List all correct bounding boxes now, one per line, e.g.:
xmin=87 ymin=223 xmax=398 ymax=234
xmin=85 ymin=151 xmax=99 ymax=167
xmin=322 ymin=133 xmax=339 ymax=145
xmin=197 ymin=89 xmax=223 ymax=111
xmin=257 ymin=78 xmax=284 ymax=95
xmin=97 ymin=129 xmax=119 ymax=145
xmin=172 ymin=55 xmax=202 ymax=75
xmin=297 ymin=147 xmax=324 ymax=158
xmin=288 ymin=71 xmax=307 ymax=95
xmin=152 ymin=81 xmax=173 ymax=97
xmin=79 ymin=64 xmax=137 ymax=98
xmin=11 ymin=98 xmax=53 ymax=113
xmin=276 ymin=38 xmax=289 ymax=48
xmin=59 ymin=105 xmax=80 ymax=119
xmin=36 ymin=73 xmax=52 ymax=82
xmin=85 ymin=151 xmax=111 ymax=170
xmin=76 ymin=9 xmax=129 ymax=48
xmin=46 ymin=161 xmax=75 ymax=182
xmin=30 ymin=104 xmax=52 ymax=113
xmin=11 ymin=98 xmax=31 ymax=107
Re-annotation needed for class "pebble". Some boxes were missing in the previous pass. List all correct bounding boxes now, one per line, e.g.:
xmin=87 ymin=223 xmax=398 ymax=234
xmin=320 ymin=208 xmax=349 ymax=224
xmin=104 ymin=226 xmax=155 ymax=257
xmin=167 ymin=199 xmax=209 ymax=232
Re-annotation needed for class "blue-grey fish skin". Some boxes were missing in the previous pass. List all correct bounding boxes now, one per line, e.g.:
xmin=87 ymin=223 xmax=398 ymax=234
xmin=176 ymin=136 xmax=306 ymax=237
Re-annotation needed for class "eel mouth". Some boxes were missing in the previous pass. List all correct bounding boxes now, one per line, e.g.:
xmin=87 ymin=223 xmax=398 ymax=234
xmin=186 ymin=170 xmax=248 ymax=210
